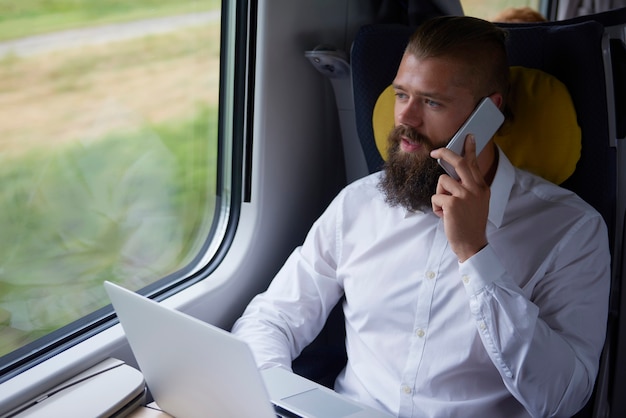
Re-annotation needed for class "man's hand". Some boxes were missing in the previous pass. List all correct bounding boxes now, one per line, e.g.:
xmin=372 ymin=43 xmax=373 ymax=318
xmin=430 ymin=135 xmax=490 ymax=262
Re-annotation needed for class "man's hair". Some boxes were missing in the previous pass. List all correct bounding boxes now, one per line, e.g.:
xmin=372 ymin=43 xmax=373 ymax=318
xmin=406 ymin=16 xmax=510 ymax=107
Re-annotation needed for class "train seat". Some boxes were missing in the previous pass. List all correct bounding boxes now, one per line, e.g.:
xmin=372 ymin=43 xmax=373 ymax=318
xmin=350 ymin=20 xmax=613 ymax=227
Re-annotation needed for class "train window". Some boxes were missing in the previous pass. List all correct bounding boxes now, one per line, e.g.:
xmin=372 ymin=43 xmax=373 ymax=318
xmin=461 ymin=0 xmax=543 ymax=20
xmin=0 ymin=0 xmax=242 ymax=377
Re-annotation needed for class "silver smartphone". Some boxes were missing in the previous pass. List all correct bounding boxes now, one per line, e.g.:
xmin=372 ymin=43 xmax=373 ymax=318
xmin=437 ymin=97 xmax=504 ymax=181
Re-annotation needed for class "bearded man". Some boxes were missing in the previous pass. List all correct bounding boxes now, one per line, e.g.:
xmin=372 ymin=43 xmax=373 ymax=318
xmin=232 ymin=16 xmax=610 ymax=418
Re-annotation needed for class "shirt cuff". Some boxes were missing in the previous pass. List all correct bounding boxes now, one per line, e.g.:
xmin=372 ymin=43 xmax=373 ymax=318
xmin=458 ymin=244 xmax=508 ymax=297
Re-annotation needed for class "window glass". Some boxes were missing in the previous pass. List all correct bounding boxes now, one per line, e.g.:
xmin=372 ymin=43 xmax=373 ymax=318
xmin=461 ymin=0 xmax=543 ymax=20
xmin=0 ymin=0 xmax=223 ymax=361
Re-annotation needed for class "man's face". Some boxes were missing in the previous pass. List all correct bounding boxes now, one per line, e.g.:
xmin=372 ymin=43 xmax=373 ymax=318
xmin=378 ymin=54 xmax=477 ymax=212
xmin=392 ymin=54 xmax=477 ymax=154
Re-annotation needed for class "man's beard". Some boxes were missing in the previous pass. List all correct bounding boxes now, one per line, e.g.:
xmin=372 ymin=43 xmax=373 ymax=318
xmin=378 ymin=125 xmax=445 ymax=212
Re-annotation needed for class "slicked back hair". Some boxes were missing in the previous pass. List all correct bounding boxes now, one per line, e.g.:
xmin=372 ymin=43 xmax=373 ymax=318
xmin=406 ymin=16 xmax=510 ymax=107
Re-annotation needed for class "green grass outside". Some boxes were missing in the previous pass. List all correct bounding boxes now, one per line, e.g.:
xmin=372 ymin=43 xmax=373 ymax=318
xmin=0 ymin=0 xmax=220 ymax=41
xmin=0 ymin=104 xmax=219 ymax=357
xmin=0 ymin=0 xmax=222 ymax=359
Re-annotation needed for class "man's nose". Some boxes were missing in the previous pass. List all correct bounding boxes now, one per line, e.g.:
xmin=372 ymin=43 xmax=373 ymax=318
xmin=396 ymin=100 xmax=423 ymax=128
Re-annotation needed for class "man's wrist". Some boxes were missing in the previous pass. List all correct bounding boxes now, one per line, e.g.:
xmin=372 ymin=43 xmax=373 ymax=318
xmin=456 ymin=241 xmax=489 ymax=263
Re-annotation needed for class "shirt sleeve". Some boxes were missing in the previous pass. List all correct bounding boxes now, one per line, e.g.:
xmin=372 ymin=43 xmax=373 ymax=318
xmin=231 ymin=195 xmax=345 ymax=371
xmin=459 ymin=214 xmax=611 ymax=417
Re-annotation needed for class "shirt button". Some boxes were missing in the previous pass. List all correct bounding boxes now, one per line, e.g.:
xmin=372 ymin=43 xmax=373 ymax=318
xmin=425 ymin=270 xmax=436 ymax=279
xmin=402 ymin=385 xmax=412 ymax=395
xmin=462 ymin=275 xmax=470 ymax=284
xmin=415 ymin=328 xmax=425 ymax=338
xmin=479 ymin=321 xmax=487 ymax=331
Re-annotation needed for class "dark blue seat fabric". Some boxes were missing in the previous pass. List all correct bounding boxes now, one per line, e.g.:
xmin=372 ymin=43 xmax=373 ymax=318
xmin=350 ymin=24 xmax=413 ymax=174
xmin=499 ymin=21 xmax=615 ymax=240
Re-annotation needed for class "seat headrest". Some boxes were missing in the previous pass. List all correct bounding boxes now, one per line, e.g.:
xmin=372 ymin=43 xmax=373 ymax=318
xmin=372 ymin=66 xmax=581 ymax=184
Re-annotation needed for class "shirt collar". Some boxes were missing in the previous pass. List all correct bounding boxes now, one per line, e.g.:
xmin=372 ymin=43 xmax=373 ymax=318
xmin=488 ymin=146 xmax=515 ymax=228
xmin=402 ymin=147 xmax=515 ymax=226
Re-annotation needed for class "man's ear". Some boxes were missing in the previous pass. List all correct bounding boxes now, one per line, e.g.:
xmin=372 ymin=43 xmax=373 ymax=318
xmin=488 ymin=92 xmax=504 ymax=109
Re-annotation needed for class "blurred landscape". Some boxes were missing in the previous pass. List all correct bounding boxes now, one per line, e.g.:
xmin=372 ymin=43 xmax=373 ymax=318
xmin=0 ymin=0 xmax=220 ymax=357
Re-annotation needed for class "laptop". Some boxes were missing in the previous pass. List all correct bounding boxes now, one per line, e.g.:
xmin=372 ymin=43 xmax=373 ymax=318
xmin=104 ymin=281 xmax=392 ymax=418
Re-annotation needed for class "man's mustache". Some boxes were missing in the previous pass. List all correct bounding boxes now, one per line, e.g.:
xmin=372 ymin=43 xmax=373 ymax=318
xmin=389 ymin=125 xmax=435 ymax=150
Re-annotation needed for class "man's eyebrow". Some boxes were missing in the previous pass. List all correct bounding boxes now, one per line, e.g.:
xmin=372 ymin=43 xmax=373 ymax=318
xmin=392 ymin=83 xmax=453 ymax=102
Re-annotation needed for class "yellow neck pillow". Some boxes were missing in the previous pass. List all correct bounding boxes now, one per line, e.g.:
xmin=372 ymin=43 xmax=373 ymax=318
xmin=372 ymin=66 xmax=581 ymax=184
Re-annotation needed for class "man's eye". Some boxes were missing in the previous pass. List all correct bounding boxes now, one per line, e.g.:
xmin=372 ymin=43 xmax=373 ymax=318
xmin=425 ymin=99 xmax=441 ymax=108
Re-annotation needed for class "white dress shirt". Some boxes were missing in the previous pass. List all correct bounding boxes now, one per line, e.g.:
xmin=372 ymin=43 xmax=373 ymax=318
xmin=232 ymin=149 xmax=610 ymax=418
